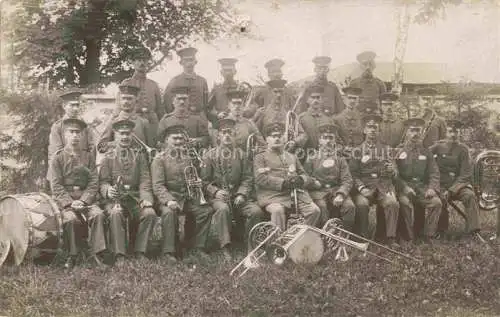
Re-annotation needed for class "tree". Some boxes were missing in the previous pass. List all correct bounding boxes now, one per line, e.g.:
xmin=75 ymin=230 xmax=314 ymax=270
xmin=3 ymin=0 xmax=251 ymax=89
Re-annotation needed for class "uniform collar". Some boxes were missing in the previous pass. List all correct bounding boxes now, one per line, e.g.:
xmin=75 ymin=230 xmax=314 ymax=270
xmin=173 ymin=110 xmax=190 ymax=119
xmin=308 ymin=107 xmax=322 ymax=117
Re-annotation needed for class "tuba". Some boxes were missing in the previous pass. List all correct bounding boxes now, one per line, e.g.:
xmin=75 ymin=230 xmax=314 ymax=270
xmin=473 ymin=150 xmax=500 ymax=210
xmin=237 ymin=81 xmax=256 ymax=110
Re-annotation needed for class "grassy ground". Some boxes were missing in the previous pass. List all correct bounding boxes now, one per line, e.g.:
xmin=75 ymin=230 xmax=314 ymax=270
xmin=1 ymin=209 xmax=499 ymax=317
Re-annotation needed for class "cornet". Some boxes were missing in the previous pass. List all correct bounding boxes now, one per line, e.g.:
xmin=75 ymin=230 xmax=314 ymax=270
xmin=473 ymin=150 xmax=500 ymax=210
xmin=184 ymin=164 xmax=208 ymax=205
xmin=182 ymin=132 xmax=205 ymax=168
xmin=246 ymin=133 xmax=256 ymax=161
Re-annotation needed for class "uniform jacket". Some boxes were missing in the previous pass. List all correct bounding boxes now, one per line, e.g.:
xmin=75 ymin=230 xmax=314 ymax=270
xmin=254 ymin=149 xmax=314 ymax=208
xmin=395 ymin=143 xmax=440 ymax=195
xmin=296 ymin=78 xmax=345 ymax=115
xmin=422 ymin=112 xmax=446 ymax=148
xmin=157 ymin=112 xmax=209 ymax=148
xmin=253 ymin=106 xmax=288 ymax=134
xmin=430 ymin=140 xmax=472 ymax=194
xmin=296 ymin=109 xmax=336 ymax=150
xmin=350 ymin=142 xmax=396 ymax=195
xmin=48 ymin=116 xmax=95 ymax=162
xmin=122 ymin=76 xmax=163 ymax=120
xmin=232 ymin=118 xmax=266 ymax=151
xmin=207 ymin=80 xmax=238 ymax=123
xmin=163 ymin=72 xmax=209 ymax=115
xmin=303 ymin=151 xmax=352 ymax=200
xmin=253 ymin=85 xmax=295 ymax=110
xmin=381 ymin=120 xmax=405 ymax=148
xmin=98 ymin=147 xmax=154 ymax=203
xmin=334 ymin=108 xmax=365 ymax=147
xmin=151 ymin=149 xmax=193 ymax=209
xmin=200 ymin=146 xmax=253 ymax=199
xmin=49 ymin=148 xmax=98 ymax=208
xmin=98 ymin=111 xmax=152 ymax=149
xmin=349 ymin=75 xmax=387 ymax=105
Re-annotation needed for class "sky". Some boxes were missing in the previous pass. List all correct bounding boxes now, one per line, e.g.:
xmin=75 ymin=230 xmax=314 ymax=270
xmin=106 ymin=0 xmax=500 ymax=94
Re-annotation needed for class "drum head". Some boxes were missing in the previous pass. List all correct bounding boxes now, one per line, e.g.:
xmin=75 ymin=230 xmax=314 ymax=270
xmin=287 ymin=229 xmax=324 ymax=264
xmin=0 ymin=196 xmax=30 ymax=265
xmin=0 ymin=240 xmax=10 ymax=267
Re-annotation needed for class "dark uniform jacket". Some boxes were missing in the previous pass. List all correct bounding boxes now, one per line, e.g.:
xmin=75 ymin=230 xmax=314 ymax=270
xmin=350 ymin=142 xmax=396 ymax=195
xmin=253 ymin=85 xmax=295 ymax=110
xmin=422 ymin=112 xmax=446 ymax=148
xmin=98 ymin=147 xmax=154 ymax=203
xmin=157 ymin=112 xmax=209 ymax=148
xmin=254 ymin=149 xmax=314 ymax=208
xmin=296 ymin=78 xmax=345 ymax=115
xmin=381 ymin=120 xmax=405 ymax=148
xmin=303 ymin=152 xmax=352 ymax=200
xmin=334 ymin=108 xmax=365 ymax=147
xmin=430 ymin=140 xmax=472 ymax=194
xmin=163 ymin=72 xmax=209 ymax=115
xmin=122 ymin=76 xmax=163 ymax=120
xmin=395 ymin=143 xmax=440 ymax=195
xmin=200 ymin=147 xmax=253 ymax=199
xmin=98 ymin=111 xmax=152 ymax=149
xmin=50 ymin=149 xmax=98 ymax=208
xmin=151 ymin=149 xmax=193 ymax=209
xmin=296 ymin=109 xmax=335 ymax=150
xmin=349 ymin=75 xmax=387 ymax=105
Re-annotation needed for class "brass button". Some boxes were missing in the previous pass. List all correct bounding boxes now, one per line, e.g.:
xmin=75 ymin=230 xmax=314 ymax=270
xmin=325 ymin=184 xmax=331 ymax=189
xmin=124 ymin=185 xmax=131 ymax=190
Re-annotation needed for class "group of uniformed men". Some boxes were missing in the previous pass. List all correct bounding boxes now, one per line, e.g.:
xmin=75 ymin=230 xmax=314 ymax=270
xmin=47 ymin=48 xmax=486 ymax=268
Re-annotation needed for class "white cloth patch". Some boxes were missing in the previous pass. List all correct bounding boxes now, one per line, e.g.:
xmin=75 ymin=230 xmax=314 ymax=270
xmin=361 ymin=155 xmax=370 ymax=163
xmin=418 ymin=155 xmax=427 ymax=160
xmin=322 ymin=159 xmax=335 ymax=168
xmin=399 ymin=152 xmax=407 ymax=159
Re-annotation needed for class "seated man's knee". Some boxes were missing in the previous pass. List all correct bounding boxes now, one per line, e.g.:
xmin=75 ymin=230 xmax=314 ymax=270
xmin=354 ymin=195 xmax=370 ymax=208
xmin=428 ymin=196 xmax=442 ymax=209
xmin=247 ymin=205 xmax=265 ymax=219
xmin=266 ymin=203 xmax=286 ymax=216
xmin=398 ymin=195 xmax=412 ymax=207
xmin=140 ymin=207 xmax=157 ymax=219
xmin=160 ymin=206 xmax=176 ymax=217
xmin=342 ymin=198 xmax=356 ymax=213
xmin=383 ymin=195 xmax=400 ymax=209
xmin=460 ymin=188 xmax=476 ymax=202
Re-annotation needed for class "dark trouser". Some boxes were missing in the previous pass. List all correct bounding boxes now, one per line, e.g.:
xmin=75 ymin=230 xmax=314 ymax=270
xmin=313 ymin=196 xmax=356 ymax=231
xmin=353 ymin=192 xmax=399 ymax=239
xmin=230 ymin=199 xmax=265 ymax=244
xmin=264 ymin=201 xmax=321 ymax=231
xmin=399 ymin=194 xmax=442 ymax=240
xmin=62 ymin=205 xmax=106 ymax=256
xmin=158 ymin=201 xmax=213 ymax=254
xmin=105 ymin=200 xmax=156 ymax=255
xmin=437 ymin=187 xmax=480 ymax=234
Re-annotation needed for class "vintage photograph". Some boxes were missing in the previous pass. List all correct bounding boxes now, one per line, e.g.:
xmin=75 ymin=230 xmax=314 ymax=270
xmin=0 ymin=0 xmax=499 ymax=316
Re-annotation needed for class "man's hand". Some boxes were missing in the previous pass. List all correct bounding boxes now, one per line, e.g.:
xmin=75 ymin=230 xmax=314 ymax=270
xmin=167 ymin=200 xmax=181 ymax=211
xmin=284 ymin=140 xmax=296 ymax=152
xmin=442 ymin=190 xmax=449 ymax=202
xmin=425 ymin=188 xmax=436 ymax=199
xmin=360 ymin=188 xmax=373 ymax=198
xmin=107 ymin=186 xmax=119 ymax=199
xmin=215 ymin=189 xmax=230 ymax=201
xmin=141 ymin=200 xmax=153 ymax=208
xmin=233 ymin=194 xmax=246 ymax=208
xmin=71 ymin=200 xmax=85 ymax=210
xmin=404 ymin=186 xmax=416 ymax=197
xmin=313 ymin=179 xmax=322 ymax=189
xmin=332 ymin=194 xmax=345 ymax=206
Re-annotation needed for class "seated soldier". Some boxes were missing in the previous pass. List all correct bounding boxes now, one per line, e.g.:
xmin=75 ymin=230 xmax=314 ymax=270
xmin=151 ymin=124 xmax=213 ymax=262
xmin=303 ymin=122 xmax=355 ymax=230
xmin=49 ymin=118 xmax=106 ymax=268
xmin=350 ymin=114 xmax=399 ymax=244
xmin=98 ymin=118 xmax=157 ymax=265
xmin=395 ymin=118 xmax=442 ymax=242
xmin=98 ymin=84 xmax=153 ymax=152
xmin=430 ymin=119 xmax=480 ymax=237
xmin=201 ymin=117 xmax=265 ymax=254
xmin=254 ymin=122 xmax=321 ymax=231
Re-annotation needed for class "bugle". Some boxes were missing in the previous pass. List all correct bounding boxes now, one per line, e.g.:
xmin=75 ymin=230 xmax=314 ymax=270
xmin=182 ymin=132 xmax=205 ymax=168
xmin=473 ymin=150 xmax=500 ymax=210
xmin=184 ymin=164 xmax=208 ymax=205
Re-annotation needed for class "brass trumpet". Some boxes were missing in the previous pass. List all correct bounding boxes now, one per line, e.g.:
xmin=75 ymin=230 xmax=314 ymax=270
xmin=184 ymin=164 xmax=208 ymax=205
xmin=246 ymin=133 xmax=256 ymax=161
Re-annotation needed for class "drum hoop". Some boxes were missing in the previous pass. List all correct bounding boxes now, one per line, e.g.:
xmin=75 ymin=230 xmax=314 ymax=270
xmin=37 ymin=192 xmax=64 ymax=252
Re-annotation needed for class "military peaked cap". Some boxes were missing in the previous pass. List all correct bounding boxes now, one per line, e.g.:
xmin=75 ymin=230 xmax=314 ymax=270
xmin=218 ymin=117 xmax=236 ymax=130
xmin=342 ymin=86 xmax=362 ymax=96
xmin=63 ymin=118 xmax=87 ymax=130
xmin=263 ymin=122 xmax=285 ymax=137
xmin=267 ymin=79 xmax=287 ymax=89
xmin=218 ymin=58 xmax=238 ymax=68
xmin=171 ymin=86 xmax=191 ymax=96
xmin=308 ymin=85 xmax=325 ymax=94
xmin=363 ymin=114 xmax=383 ymax=126
xmin=177 ymin=47 xmax=197 ymax=58
xmin=112 ymin=118 xmax=135 ymax=131
xmin=318 ymin=122 xmax=338 ymax=134
xmin=380 ymin=92 xmax=399 ymax=102
xmin=404 ymin=118 xmax=425 ymax=127
xmin=356 ymin=51 xmax=376 ymax=63
xmin=312 ymin=56 xmax=332 ymax=66
xmin=119 ymin=84 xmax=140 ymax=96
xmin=59 ymin=90 xmax=83 ymax=102
xmin=445 ymin=119 xmax=462 ymax=130
xmin=158 ymin=124 xmax=187 ymax=141
xmin=264 ymin=58 xmax=285 ymax=70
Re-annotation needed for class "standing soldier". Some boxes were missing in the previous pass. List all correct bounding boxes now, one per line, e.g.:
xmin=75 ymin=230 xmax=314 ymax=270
xmin=349 ymin=51 xmax=387 ymax=107
xmin=350 ymin=114 xmax=399 ymax=243
xmin=201 ymin=117 xmax=265 ymax=252
xmin=217 ymin=90 xmax=266 ymax=151
xmin=335 ymin=87 xmax=366 ymax=151
xmin=207 ymin=58 xmax=240 ymax=125
xmin=430 ymin=119 xmax=480 ymax=237
xmin=98 ymin=118 xmax=157 ymax=265
xmin=157 ymin=86 xmax=209 ymax=150
xmin=151 ymin=124 xmax=213 ymax=262
xmin=303 ymin=122 xmax=355 ymax=229
xmin=97 ymin=84 xmax=153 ymax=153
xmin=395 ymin=118 xmax=442 ymax=242
xmin=48 ymin=91 xmax=95 ymax=187
xmin=121 ymin=50 xmax=163 ymax=147
xmin=296 ymin=56 xmax=345 ymax=115
xmin=413 ymin=88 xmax=446 ymax=148
xmin=49 ymin=118 xmax=106 ymax=268
xmin=163 ymin=47 xmax=209 ymax=123
xmin=254 ymin=122 xmax=321 ymax=231
xmin=253 ymin=80 xmax=290 ymax=133
xmin=380 ymin=92 xmax=406 ymax=148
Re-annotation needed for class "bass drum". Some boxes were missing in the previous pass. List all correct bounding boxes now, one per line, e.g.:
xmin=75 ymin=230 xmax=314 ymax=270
xmin=0 ymin=192 xmax=63 ymax=266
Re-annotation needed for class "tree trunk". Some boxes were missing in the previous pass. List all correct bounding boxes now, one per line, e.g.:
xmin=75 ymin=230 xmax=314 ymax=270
xmin=80 ymin=38 xmax=101 ymax=87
